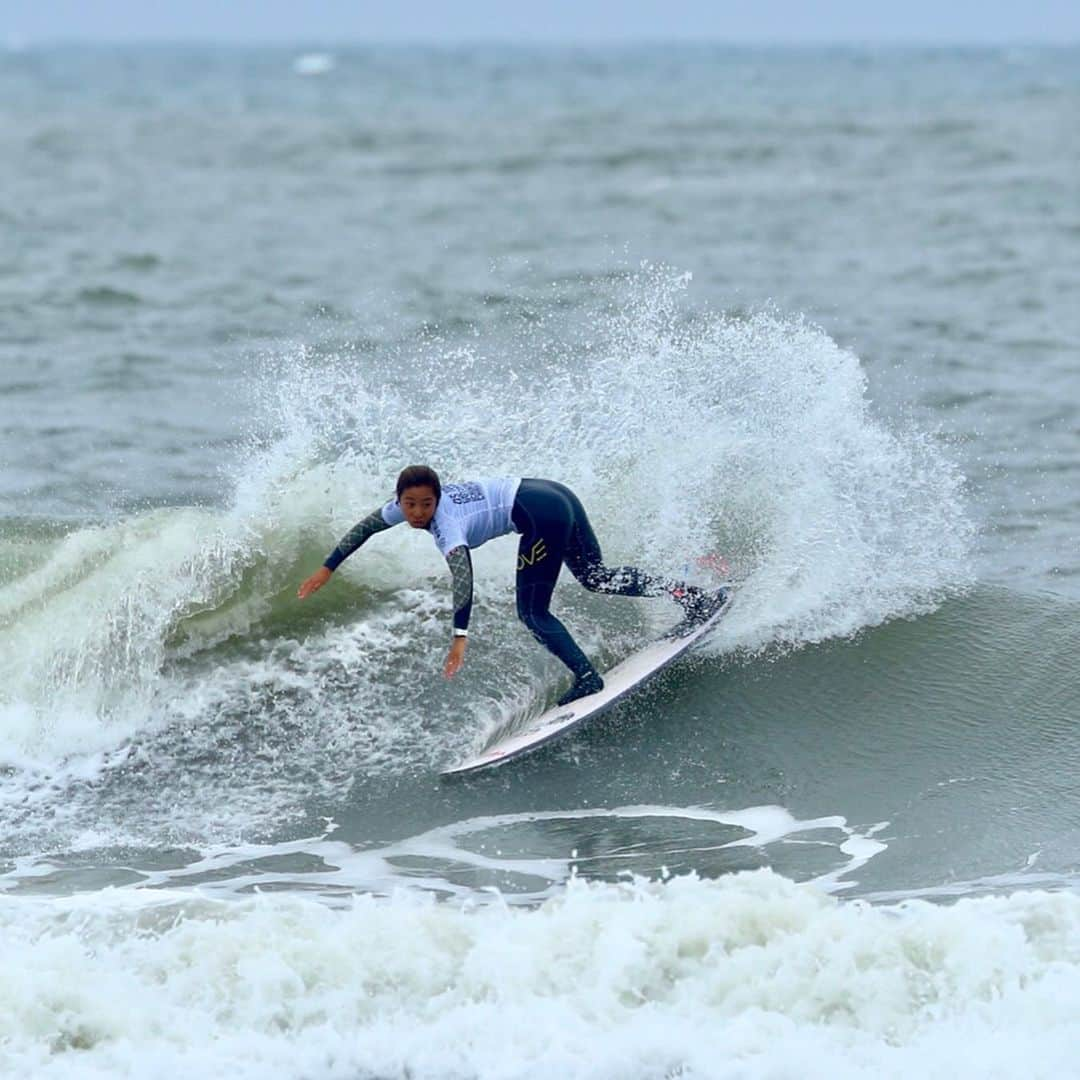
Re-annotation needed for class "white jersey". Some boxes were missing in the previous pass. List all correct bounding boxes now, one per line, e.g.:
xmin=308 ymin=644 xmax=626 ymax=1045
xmin=381 ymin=478 xmax=521 ymax=556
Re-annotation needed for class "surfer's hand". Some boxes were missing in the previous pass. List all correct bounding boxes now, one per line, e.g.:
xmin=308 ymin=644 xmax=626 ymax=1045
xmin=297 ymin=566 xmax=332 ymax=599
xmin=444 ymin=636 xmax=467 ymax=678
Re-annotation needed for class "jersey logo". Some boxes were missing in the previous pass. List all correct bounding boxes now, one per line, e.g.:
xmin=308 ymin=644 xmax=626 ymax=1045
xmin=517 ymin=538 xmax=548 ymax=571
xmin=445 ymin=482 xmax=484 ymax=505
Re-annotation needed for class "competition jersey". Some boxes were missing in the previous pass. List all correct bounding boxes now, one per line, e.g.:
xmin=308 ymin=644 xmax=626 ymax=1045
xmin=381 ymin=478 xmax=521 ymax=555
xmin=322 ymin=478 xmax=521 ymax=633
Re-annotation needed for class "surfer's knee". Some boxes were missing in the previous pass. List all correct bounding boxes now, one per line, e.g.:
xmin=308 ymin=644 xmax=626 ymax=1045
xmin=517 ymin=606 xmax=545 ymax=637
xmin=515 ymin=596 xmax=537 ymax=626
xmin=517 ymin=604 xmax=560 ymax=649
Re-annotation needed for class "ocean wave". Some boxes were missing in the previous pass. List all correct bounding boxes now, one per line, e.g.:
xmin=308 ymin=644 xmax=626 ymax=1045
xmin=0 ymin=268 xmax=974 ymax=848
xmin=2 ymin=869 xmax=1078 ymax=1079
xmin=76 ymin=285 xmax=143 ymax=306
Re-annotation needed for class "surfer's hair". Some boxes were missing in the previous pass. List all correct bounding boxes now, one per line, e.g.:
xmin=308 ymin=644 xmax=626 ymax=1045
xmin=396 ymin=465 xmax=441 ymax=502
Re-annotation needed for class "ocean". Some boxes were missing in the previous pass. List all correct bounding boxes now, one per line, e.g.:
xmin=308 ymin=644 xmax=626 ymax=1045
xmin=1 ymin=42 xmax=1078 ymax=1078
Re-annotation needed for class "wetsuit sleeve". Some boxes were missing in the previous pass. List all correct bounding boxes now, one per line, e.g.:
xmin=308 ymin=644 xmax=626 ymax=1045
xmin=445 ymin=545 xmax=474 ymax=632
xmin=323 ymin=507 xmax=394 ymax=571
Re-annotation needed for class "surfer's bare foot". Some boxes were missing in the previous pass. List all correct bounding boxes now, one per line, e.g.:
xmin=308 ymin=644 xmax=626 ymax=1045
xmin=558 ymin=670 xmax=604 ymax=707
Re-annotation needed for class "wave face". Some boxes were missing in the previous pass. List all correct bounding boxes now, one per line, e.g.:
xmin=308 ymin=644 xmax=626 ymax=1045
xmin=0 ymin=268 xmax=972 ymax=772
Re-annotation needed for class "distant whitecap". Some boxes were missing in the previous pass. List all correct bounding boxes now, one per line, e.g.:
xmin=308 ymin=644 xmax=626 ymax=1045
xmin=293 ymin=52 xmax=335 ymax=76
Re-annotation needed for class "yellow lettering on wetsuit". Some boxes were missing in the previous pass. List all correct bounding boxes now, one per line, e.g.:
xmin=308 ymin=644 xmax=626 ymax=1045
xmin=516 ymin=538 xmax=548 ymax=571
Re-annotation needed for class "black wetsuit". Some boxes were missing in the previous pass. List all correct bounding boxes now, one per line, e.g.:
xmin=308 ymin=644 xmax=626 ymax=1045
xmin=511 ymin=479 xmax=672 ymax=679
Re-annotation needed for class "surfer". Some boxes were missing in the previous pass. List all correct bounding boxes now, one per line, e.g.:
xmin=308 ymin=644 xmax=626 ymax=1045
xmin=297 ymin=466 xmax=719 ymax=705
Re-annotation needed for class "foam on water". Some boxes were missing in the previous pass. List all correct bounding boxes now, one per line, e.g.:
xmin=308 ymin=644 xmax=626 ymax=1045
xmin=2 ymin=870 xmax=1079 ymax=1079
xmin=0 ymin=803 xmax=888 ymax=902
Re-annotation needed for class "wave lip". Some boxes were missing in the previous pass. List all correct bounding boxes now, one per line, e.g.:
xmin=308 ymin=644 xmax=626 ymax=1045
xmin=0 ymin=507 xmax=250 ymax=768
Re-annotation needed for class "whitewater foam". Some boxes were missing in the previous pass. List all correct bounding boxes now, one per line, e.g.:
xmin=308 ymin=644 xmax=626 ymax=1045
xmin=2 ymin=869 xmax=1078 ymax=1079
xmin=0 ymin=802 xmax=888 ymax=902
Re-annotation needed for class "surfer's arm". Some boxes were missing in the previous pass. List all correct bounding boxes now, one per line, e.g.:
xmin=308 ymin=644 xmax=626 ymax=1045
xmin=446 ymin=545 xmax=474 ymax=632
xmin=323 ymin=509 xmax=394 ymax=571
xmin=297 ymin=507 xmax=395 ymax=600
xmin=443 ymin=544 xmax=473 ymax=677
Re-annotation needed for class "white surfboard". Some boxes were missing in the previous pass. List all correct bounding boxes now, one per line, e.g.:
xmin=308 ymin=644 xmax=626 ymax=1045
xmin=441 ymin=589 xmax=733 ymax=777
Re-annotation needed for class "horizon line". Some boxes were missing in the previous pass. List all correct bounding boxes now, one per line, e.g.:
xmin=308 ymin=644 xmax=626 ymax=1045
xmin=8 ymin=36 xmax=1079 ymax=49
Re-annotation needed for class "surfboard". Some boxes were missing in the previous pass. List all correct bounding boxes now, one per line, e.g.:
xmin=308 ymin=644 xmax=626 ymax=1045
xmin=441 ymin=589 xmax=733 ymax=777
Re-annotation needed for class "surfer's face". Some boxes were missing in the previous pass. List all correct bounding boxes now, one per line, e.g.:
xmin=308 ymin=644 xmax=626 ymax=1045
xmin=400 ymin=485 xmax=438 ymax=528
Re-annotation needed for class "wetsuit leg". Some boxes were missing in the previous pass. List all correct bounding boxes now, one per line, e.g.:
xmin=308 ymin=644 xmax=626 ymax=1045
xmin=511 ymin=480 xmax=697 ymax=684
xmin=557 ymin=484 xmax=672 ymax=598
xmin=511 ymin=481 xmax=597 ymax=678
xmin=557 ymin=494 xmax=718 ymax=621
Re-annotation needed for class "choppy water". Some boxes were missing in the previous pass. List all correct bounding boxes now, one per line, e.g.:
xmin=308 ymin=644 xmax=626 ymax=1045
xmin=1 ymin=43 xmax=1079 ymax=1079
